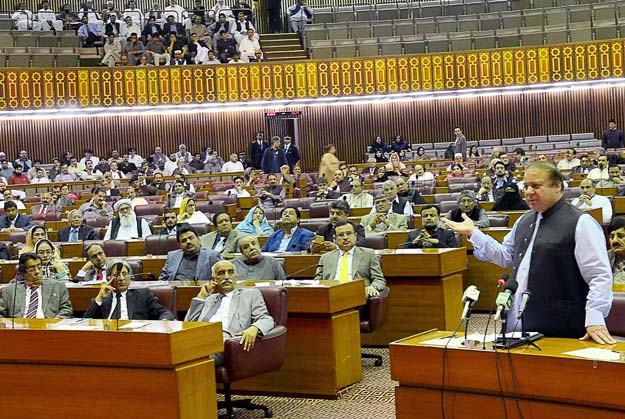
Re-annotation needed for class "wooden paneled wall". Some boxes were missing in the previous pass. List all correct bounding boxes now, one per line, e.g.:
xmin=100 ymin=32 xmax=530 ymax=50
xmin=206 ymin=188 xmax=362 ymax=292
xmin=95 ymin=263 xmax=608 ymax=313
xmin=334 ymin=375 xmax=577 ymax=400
xmin=1 ymin=85 xmax=620 ymax=170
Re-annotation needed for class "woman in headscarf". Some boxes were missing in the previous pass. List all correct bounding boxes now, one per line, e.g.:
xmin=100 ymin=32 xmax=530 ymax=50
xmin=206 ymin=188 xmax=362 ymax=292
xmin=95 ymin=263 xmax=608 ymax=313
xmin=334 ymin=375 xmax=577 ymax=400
xmin=235 ymin=205 xmax=274 ymax=236
xmin=445 ymin=190 xmax=490 ymax=229
xmin=385 ymin=152 xmax=406 ymax=176
xmin=375 ymin=166 xmax=389 ymax=183
xmin=492 ymin=183 xmax=529 ymax=211
xmin=35 ymin=238 xmax=70 ymax=281
xmin=374 ymin=149 xmax=388 ymax=163
xmin=20 ymin=225 xmax=60 ymax=258
xmin=177 ymin=198 xmax=211 ymax=224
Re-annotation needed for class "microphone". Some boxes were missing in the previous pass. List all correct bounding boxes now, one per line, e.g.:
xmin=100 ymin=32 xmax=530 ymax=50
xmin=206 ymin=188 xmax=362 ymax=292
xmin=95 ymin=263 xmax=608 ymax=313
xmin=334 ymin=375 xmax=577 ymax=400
xmin=516 ymin=291 xmax=531 ymax=320
xmin=11 ymin=274 xmax=22 ymax=329
xmin=460 ymin=285 xmax=480 ymax=321
xmin=281 ymin=262 xmax=323 ymax=286
xmin=493 ymin=278 xmax=518 ymax=321
xmin=497 ymin=273 xmax=509 ymax=288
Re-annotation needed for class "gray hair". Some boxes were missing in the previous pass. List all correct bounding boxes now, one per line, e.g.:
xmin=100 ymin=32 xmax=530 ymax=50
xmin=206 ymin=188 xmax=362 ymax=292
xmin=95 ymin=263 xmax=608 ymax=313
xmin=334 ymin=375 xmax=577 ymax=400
xmin=211 ymin=260 xmax=237 ymax=277
xmin=105 ymin=258 xmax=133 ymax=277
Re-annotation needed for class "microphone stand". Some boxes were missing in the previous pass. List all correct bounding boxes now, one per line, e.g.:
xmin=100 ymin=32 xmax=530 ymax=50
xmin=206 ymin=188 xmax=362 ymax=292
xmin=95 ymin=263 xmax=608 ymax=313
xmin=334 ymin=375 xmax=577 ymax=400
xmin=115 ymin=292 xmax=121 ymax=331
xmin=11 ymin=276 xmax=20 ymax=329
xmin=463 ymin=305 xmax=473 ymax=342
xmin=519 ymin=312 xmax=542 ymax=350
xmin=281 ymin=262 xmax=321 ymax=287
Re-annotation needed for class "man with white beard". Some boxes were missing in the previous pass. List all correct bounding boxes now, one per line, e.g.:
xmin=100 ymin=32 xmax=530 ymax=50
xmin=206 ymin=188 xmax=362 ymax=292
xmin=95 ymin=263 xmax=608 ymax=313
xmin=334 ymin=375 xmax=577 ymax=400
xmin=103 ymin=199 xmax=151 ymax=240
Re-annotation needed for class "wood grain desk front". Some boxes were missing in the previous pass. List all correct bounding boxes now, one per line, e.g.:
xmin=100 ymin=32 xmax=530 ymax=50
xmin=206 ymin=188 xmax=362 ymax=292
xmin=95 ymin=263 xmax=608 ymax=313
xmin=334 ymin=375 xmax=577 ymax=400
xmin=391 ymin=330 xmax=625 ymax=419
xmin=0 ymin=319 xmax=222 ymax=419
xmin=67 ymin=281 xmax=366 ymax=398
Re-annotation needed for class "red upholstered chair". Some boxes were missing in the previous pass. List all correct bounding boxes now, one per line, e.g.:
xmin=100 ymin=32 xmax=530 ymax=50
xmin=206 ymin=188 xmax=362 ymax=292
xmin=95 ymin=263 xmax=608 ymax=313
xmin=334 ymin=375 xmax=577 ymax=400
xmin=102 ymin=240 xmax=128 ymax=257
xmin=487 ymin=214 xmax=509 ymax=227
xmin=361 ymin=233 xmax=388 ymax=249
xmin=606 ymin=292 xmax=625 ymax=337
xmin=360 ymin=287 xmax=390 ymax=366
xmin=216 ymin=287 xmax=288 ymax=418
xmin=134 ymin=204 xmax=165 ymax=217
xmin=7 ymin=231 xmax=27 ymax=243
xmin=144 ymin=234 xmax=180 ymax=255
xmin=309 ymin=202 xmax=330 ymax=218
xmin=150 ymin=286 xmax=178 ymax=319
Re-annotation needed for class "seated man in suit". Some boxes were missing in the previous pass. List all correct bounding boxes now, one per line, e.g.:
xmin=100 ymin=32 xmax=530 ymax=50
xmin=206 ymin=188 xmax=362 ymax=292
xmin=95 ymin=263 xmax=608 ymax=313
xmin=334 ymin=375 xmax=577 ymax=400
xmin=200 ymin=211 xmax=243 ymax=255
xmin=312 ymin=200 xmax=366 ymax=253
xmin=0 ymin=200 xmax=34 ymax=232
xmin=159 ymin=208 xmax=179 ymax=236
xmin=58 ymin=209 xmax=96 ymax=242
xmin=76 ymin=243 xmax=108 ymax=282
xmin=85 ymin=259 xmax=174 ymax=320
xmin=314 ymin=220 xmax=386 ymax=297
xmin=361 ymin=195 xmax=408 ymax=233
xmin=0 ymin=253 xmax=73 ymax=318
xmin=257 ymin=173 xmax=285 ymax=210
xmin=261 ymin=207 xmax=314 ymax=252
xmin=159 ymin=224 xmax=221 ymax=281
xmin=232 ymin=235 xmax=286 ymax=282
xmin=314 ymin=178 xmax=339 ymax=201
xmin=30 ymin=192 xmax=56 ymax=216
xmin=404 ymin=205 xmax=459 ymax=249
xmin=185 ymin=260 xmax=275 ymax=365
xmin=79 ymin=187 xmax=114 ymax=218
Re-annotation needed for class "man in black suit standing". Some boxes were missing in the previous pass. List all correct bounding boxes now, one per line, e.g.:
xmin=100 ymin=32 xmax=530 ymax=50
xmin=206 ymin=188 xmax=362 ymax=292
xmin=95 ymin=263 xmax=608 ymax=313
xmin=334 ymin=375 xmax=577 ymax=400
xmin=250 ymin=131 xmax=268 ymax=170
xmin=58 ymin=210 xmax=96 ymax=242
xmin=282 ymin=136 xmax=300 ymax=170
xmin=84 ymin=259 xmax=174 ymax=320
xmin=404 ymin=205 xmax=459 ymax=249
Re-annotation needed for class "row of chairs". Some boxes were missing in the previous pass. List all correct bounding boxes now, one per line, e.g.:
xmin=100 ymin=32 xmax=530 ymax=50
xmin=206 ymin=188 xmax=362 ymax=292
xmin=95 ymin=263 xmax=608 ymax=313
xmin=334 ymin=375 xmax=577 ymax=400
xmin=0 ymin=50 xmax=79 ymax=67
xmin=309 ymin=21 xmax=618 ymax=58
xmin=0 ymin=31 xmax=80 ymax=48
xmin=304 ymin=3 xmax=623 ymax=45
xmin=310 ymin=0 xmax=612 ymax=23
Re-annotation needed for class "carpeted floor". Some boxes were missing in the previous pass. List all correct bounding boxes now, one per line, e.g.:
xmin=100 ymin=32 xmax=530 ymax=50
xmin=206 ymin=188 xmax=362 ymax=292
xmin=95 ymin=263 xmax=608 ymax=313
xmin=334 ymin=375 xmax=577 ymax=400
xmin=221 ymin=347 xmax=396 ymax=419
xmin=220 ymin=315 xmax=495 ymax=418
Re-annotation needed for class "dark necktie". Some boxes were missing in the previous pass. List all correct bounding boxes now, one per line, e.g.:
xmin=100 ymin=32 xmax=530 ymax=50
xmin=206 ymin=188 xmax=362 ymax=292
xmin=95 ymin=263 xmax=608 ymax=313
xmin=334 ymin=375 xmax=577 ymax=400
xmin=25 ymin=286 xmax=38 ymax=318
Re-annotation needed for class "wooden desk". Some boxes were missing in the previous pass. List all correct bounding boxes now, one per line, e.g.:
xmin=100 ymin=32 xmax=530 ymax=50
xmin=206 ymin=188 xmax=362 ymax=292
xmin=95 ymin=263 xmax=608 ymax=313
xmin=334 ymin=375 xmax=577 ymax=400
xmin=391 ymin=330 xmax=625 ymax=419
xmin=68 ymin=281 xmax=366 ymax=398
xmin=0 ymin=319 xmax=222 ymax=419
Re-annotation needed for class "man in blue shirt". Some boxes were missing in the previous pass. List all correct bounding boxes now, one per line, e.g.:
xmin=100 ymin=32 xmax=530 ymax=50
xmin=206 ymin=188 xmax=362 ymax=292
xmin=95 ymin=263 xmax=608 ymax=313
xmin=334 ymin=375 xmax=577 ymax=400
xmin=77 ymin=15 xmax=102 ymax=47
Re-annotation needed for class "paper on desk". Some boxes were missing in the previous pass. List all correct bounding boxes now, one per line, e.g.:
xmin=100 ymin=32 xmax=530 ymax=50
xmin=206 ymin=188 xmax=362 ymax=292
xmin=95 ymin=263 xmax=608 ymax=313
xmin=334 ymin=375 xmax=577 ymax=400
xmin=421 ymin=333 xmax=495 ymax=348
xmin=563 ymin=348 xmax=621 ymax=361
xmin=77 ymin=279 xmax=106 ymax=286
xmin=118 ymin=321 xmax=149 ymax=330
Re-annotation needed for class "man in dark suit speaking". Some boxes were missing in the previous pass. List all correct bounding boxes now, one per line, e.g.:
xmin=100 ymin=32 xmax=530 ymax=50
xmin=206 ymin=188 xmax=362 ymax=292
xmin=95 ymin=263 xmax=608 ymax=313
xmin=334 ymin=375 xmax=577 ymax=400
xmin=85 ymin=259 xmax=174 ymax=320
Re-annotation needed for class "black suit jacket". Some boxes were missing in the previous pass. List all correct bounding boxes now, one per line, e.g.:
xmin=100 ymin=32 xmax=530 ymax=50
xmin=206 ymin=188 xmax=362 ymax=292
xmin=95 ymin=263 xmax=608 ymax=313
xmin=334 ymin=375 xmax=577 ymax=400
xmin=250 ymin=140 xmax=269 ymax=169
xmin=84 ymin=288 xmax=174 ymax=320
xmin=283 ymin=145 xmax=300 ymax=168
xmin=404 ymin=227 xmax=459 ymax=249
xmin=58 ymin=225 xmax=96 ymax=242
xmin=317 ymin=223 xmax=366 ymax=247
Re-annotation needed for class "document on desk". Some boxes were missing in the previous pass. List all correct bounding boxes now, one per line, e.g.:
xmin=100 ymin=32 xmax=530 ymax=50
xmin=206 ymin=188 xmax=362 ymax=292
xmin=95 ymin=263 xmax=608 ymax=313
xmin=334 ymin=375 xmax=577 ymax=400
xmin=118 ymin=321 xmax=150 ymax=330
xmin=563 ymin=348 xmax=621 ymax=362
xmin=421 ymin=333 xmax=495 ymax=348
xmin=49 ymin=319 xmax=99 ymax=331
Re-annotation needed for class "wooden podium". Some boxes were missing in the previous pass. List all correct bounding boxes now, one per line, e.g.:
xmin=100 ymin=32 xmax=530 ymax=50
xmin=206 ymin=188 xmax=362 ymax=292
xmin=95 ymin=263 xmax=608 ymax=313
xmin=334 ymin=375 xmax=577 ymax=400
xmin=0 ymin=319 xmax=223 ymax=419
xmin=390 ymin=330 xmax=625 ymax=419
xmin=66 ymin=281 xmax=365 ymax=398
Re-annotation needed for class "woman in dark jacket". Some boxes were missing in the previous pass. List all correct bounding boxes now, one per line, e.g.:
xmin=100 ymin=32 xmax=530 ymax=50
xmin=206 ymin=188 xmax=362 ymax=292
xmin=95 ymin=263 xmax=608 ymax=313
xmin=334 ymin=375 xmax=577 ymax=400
xmin=492 ymin=184 xmax=529 ymax=211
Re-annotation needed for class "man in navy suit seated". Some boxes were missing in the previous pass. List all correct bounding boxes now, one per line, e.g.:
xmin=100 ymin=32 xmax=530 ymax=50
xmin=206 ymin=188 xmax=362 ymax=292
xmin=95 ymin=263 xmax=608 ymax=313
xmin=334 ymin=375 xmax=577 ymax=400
xmin=85 ymin=259 xmax=174 ymax=320
xmin=57 ymin=210 xmax=96 ymax=242
xmin=261 ymin=207 xmax=314 ymax=252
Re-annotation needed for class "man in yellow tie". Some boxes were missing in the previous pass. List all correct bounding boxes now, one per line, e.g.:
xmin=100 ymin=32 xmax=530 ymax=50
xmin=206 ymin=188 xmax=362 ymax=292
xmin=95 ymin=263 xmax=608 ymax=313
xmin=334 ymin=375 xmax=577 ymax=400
xmin=314 ymin=220 xmax=386 ymax=297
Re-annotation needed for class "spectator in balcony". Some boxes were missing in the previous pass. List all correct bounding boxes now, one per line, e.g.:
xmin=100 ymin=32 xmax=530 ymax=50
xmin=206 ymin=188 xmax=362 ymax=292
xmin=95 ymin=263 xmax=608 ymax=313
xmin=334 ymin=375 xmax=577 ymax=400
xmin=165 ymin=32 xmax=187 ymax=57
xmin=163 ymin=13 xmax=186 ymax=38
xmin=164 ymin=0 xmax=188 ymax=24
xmin=145 ymin=3 xmax=166 ymax=26
xmin=238 ymin=29 xmax=262 ymax=62
xmin=142 ymin=16 xmax=163 ymax=41
xmin=12 ymin=2 xmax=39 ymax=31
xmin=124 ymin=32 xmax=145 ymax=66
xmin=105 ymin=13 xmax=122 ymax=40
xmin=232 ymin=11 xmax=256 ymax=42
xmin=188 ymin=33 xmax=211 ymax=63
xmin=232 ymin=0 xmax=253 ymax=21
xmin=209 ymin=13 xmax=231 ymax=44
xmin=7 ymin=164 xmax=29 ymax=186
xmin=227 ymin=51 xmax=246 ymax=64
xmin=58 ymin=4 xmax=79 ymax=30
xmin=77 ymin=15 xmax=102 ymax=47
xmin=101 ymin=33 xmax=122 ymax=66
xmin=178 ymin=198 xmax=211 ymax=224
xmin=205 ymin=49 xmax=220 ymax=64
xmin=288 ymin=0 xmax=313 ymax=33
xmin=38 ymin=0 xmax=64 ymax=32
xmin=216 ymin=30 xmax=237 ymax=63
xmin=170 ymin=49 xmax=187 ymax=65
xmin=190 ymin=15 xmax=211 ymax=43
xmin=122 ymin=0 xmax=143 ymax=26
xmin=267 ymin=0 xmax=282 ymax=33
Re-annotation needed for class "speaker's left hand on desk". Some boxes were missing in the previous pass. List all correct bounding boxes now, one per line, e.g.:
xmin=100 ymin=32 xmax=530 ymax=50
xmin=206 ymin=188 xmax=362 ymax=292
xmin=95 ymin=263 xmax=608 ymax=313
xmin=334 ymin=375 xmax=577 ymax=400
xmin=580 ymin=325 xmax=617 ymax=345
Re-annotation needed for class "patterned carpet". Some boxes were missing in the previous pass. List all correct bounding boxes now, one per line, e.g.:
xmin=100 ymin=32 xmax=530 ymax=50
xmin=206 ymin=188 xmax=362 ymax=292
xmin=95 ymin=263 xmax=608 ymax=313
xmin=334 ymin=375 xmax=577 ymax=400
xmin=219 ymin=315 xmax=494 ymax=418
xmin=220 ymin=348 xmax=396 ymax=419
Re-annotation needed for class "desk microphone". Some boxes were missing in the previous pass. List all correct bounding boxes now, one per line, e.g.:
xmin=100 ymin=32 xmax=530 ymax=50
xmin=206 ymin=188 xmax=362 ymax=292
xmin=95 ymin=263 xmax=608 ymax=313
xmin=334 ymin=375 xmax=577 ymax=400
xmin=516 ymin=291 xmax=531 ymax=320
xmin=482 ymin=273 xmax=509 ymax=349
xmin=281 ymin=262 xmax=323 ymax=287
xmin=460 ymin=285 xmax=480 ymax=321
xmin=493 ymin=277 xmax=518 ymax=321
